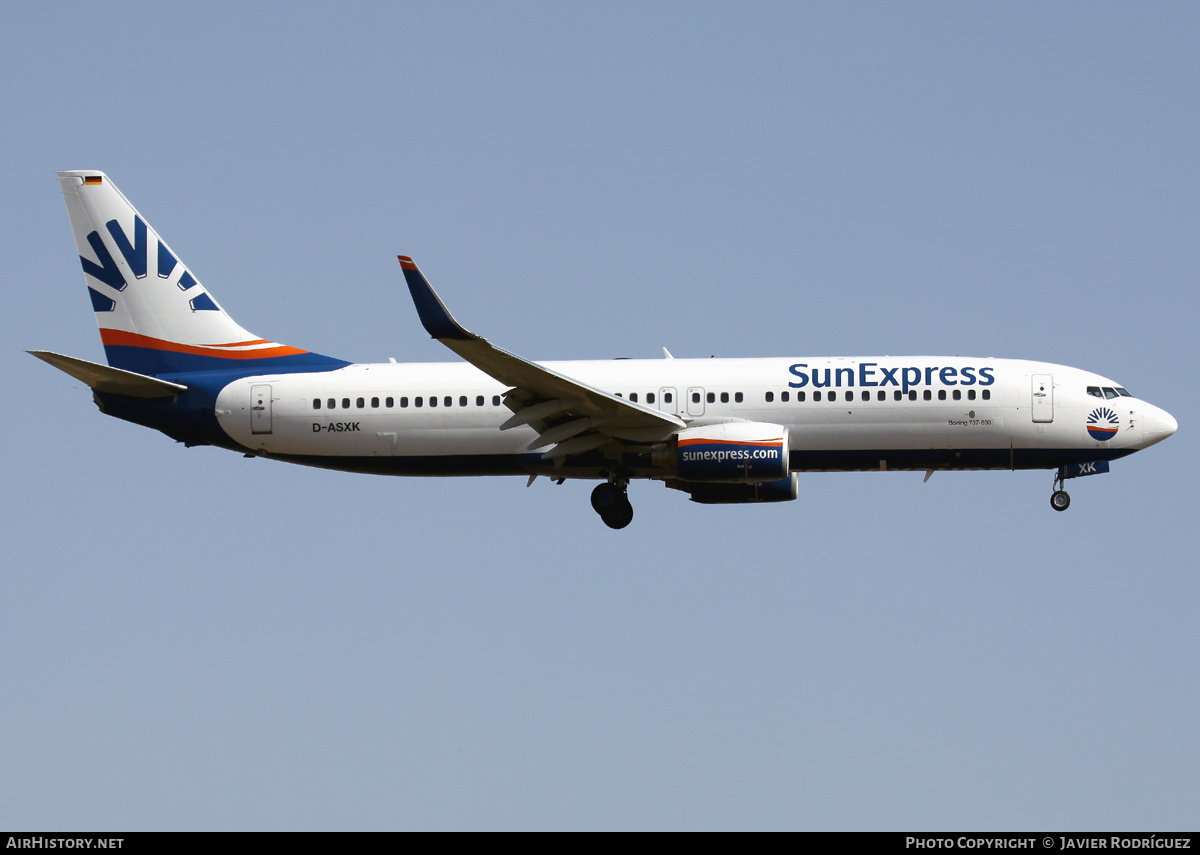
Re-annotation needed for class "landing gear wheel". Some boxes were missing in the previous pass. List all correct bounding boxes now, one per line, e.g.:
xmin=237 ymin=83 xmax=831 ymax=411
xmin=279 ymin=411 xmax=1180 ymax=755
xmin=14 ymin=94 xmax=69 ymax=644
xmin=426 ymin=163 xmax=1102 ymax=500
xmin=591 ymin=482 xmax=634 ymax=529
xmin=591 ymin=482 xmax=621 ymax=513
xmin=1050 ymin=490 xmax=1071 ymax=512
xmin=601 ymin=499 xmax=634 ymax=530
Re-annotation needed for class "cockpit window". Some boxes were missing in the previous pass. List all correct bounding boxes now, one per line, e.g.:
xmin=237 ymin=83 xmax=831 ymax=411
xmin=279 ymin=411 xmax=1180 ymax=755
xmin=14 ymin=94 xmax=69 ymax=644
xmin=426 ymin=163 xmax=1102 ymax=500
xmin=1087 ymin=386 xmax=1103 ymax=398
xmin=1116 ymin=387 xmax=1133 ymax=398
xmin=1103 ymin=387 xmax=1119 ymax=399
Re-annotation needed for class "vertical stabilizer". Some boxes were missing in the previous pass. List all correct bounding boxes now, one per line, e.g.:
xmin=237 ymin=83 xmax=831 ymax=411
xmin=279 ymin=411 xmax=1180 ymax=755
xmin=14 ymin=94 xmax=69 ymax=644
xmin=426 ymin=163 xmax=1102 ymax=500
xmin=58 ymin=171 xmax=345 ymax=375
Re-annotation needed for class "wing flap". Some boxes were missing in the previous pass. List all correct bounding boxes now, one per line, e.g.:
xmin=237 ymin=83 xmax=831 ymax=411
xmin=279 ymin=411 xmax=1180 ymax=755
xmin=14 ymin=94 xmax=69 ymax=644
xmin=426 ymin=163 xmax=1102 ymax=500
xmin=499 ymin=397 xmax=583 ymax=431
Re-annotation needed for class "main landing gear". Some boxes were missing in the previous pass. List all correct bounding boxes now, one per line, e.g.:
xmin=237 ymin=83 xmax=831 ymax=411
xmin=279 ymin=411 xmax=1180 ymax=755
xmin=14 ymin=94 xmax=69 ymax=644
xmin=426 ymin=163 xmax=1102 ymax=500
xmin=1050 ymin=471 xmax=1070 ymax=512
xmin=591 ymin=480 xmax=634 ymax=529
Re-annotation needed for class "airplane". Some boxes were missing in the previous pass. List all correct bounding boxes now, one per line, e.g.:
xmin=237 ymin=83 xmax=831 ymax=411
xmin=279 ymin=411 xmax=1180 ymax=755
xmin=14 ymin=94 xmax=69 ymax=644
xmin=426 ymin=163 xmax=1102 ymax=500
xmin=32 ymin=171 xmax=1178 ymax=529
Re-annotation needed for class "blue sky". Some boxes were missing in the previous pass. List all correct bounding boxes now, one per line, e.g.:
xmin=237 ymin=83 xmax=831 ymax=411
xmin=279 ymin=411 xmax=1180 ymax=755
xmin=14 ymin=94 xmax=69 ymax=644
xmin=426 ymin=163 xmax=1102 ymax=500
xmin=3 ymin=2 xmax=1197 ymax=830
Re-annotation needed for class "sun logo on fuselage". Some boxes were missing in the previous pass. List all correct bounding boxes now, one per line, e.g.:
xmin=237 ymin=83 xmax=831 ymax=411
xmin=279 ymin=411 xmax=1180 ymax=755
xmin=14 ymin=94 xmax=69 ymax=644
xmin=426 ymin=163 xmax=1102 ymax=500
xmin=1086 ymin=407 xmax=1120 ymax=441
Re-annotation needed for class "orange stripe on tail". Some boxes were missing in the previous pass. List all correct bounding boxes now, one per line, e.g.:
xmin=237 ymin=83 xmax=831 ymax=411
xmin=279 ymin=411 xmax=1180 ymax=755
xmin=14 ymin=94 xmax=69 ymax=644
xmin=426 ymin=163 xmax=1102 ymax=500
xmin=100 ymin=329 xmax=308 ymax=359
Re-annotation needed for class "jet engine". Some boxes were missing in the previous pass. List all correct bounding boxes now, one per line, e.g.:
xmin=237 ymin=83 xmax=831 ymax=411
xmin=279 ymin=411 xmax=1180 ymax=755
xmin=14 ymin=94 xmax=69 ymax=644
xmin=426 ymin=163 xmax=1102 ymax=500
xmin=652 ymin=422 xmax=789 ymax=482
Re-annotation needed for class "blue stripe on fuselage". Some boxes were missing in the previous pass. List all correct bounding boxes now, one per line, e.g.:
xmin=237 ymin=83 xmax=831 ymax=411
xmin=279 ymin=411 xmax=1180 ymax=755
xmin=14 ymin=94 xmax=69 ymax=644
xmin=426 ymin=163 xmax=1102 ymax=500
xmin=102 ymin=344 xmax=350 ymax=376
xmin=97 ymin=360 xmax=349 ymax=449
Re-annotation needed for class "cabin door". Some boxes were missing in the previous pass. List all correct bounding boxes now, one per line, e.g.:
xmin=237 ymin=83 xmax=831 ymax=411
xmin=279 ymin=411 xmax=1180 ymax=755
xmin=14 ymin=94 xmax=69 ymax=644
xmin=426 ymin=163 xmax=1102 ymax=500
xmin=658 ymin=387 xmax=678 ymax=417
xmin=1031 ymin=375 xmax=1053 ymax=423
xmin=251 ymin=384 xmax=273 ymax=434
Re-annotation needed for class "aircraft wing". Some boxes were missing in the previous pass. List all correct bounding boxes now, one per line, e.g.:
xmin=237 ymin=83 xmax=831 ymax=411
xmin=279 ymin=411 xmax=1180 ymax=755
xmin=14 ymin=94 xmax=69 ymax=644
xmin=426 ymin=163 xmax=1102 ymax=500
xmin=29 ymin=351 xmax=188 ymax=398
xmin=399 ymin=256 xmax=684 ymax=462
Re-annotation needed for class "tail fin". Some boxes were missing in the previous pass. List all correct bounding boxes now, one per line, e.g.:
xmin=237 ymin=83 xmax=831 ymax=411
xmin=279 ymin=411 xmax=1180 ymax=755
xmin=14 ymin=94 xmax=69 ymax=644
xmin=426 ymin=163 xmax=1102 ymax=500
xmin=58 ymin=171 xmax=346 ymax=375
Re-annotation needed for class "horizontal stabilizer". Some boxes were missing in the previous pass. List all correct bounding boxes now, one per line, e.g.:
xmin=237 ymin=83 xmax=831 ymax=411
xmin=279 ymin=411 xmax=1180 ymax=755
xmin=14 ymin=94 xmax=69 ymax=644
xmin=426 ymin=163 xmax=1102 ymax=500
xmin=29 ymin=351 xmax=188 ymax=398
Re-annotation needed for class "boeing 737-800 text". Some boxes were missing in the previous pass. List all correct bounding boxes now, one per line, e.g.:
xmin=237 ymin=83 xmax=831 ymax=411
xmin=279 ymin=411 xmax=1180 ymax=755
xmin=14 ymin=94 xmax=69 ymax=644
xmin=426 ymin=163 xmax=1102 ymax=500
xmin=32 ymin=172 xmax=1178 ymax=528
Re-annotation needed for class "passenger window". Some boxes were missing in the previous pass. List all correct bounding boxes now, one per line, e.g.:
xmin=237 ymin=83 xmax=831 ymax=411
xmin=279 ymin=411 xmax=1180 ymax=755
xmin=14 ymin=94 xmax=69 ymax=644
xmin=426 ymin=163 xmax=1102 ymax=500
xmin=909 ymin=391 xmax=917 ymax=401
xmin=476 ymin=395 xmax=484 ymax=406
xmin=692 ymin=392 xmax=700 ymax=403
xmin=814 ymin=391 xmax=822 ymax=402
xmin=371 ymin=397 xmax=379 ymax=408
xmin=313 ymin=399 xmax=321 ymax=410
xmin=664 ymin=392 xmax=673 ymax=403
xmin=829 ymin=390 xmax=837 ymax=402
xmin=894 ymin=390 xmax=902 ymax=401
xmin=720 ymin=392 xmax=729 ymax=403
xmin=327 ymin=398 xmax=335 ymax=409
xmin=735 ymin=392 xmax=743 ymax=403
xmin=492 ymin=395 xmax=501 ymax=406
xmin=952 ymin=390 xmax=961 ymax=401
xmin=342 ymin=398 xmax=350 ymax=409
xmin=707 ymin=392 xmax=715 ymax=404
xmin=356 ymin=397 xmax=365 ymax=408
xmin=796 ymin=391 xmax=805 ymax=402
xmin=630 ymin=392 xmax=638 ymax=403
xmin=615 ymin=392 xmax=622 ymax=398
xmin=845 ymin=390 xmax=854 ymax=402
xmin=923 ymin=390 xmax=932 ymax=401
xmin=647 ymin=392 xmax=655 ymax=404
xmin=877 ymin=390 xmax=885 ymax=401
xmin=1087 ymin=386 xmax=1103 ymax=398
xmin=444 ymin=396 xmax=452 ymax=407
xmin=982 ymin=390 xmax=991 ymax=400
xmin=766 ymin=391 xmax=774 ymax=402
xmin=781 ymin=391 xmax=790 ymax=402
xmin=968 ymin=389 xmax=976 ymax=401
xmin=415 ymin=397 xmax=423 ymax=407
xmin=938 ymin=390 xmax=946 ymax=401
xmin=459 ymin=396 xmax=467 ymax=407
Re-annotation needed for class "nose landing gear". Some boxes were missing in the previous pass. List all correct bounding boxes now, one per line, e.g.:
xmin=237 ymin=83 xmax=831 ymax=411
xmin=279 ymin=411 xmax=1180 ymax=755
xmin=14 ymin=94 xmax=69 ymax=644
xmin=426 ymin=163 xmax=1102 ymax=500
xmin=1048 ymin=460 xmax=1110 ymax=511
xmin=1050 ymin=470 xmax=1070 ymax=512
xmin=591 ymin=480 xmax=634 ymax=529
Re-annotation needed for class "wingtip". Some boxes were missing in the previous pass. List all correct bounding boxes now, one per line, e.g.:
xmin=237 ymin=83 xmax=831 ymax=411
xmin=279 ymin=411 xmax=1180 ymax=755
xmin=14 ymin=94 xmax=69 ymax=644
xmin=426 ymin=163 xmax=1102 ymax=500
xmin=399 ymin=255 xmax=475 ymax=341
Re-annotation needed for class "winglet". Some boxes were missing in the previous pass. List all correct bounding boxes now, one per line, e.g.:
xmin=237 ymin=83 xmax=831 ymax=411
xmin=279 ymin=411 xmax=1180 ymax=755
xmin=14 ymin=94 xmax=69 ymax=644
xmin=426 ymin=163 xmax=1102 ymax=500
xmin=398 ymin=256 xmax=475 ymax=341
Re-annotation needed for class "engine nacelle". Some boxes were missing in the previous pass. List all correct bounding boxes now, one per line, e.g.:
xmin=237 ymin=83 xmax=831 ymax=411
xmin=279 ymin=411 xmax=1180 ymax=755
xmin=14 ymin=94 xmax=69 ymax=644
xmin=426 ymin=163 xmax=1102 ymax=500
xmin=667 ymin=474 xmax=799 ymax=504
xmin=653 ymin=422 xmax=790 ymax=482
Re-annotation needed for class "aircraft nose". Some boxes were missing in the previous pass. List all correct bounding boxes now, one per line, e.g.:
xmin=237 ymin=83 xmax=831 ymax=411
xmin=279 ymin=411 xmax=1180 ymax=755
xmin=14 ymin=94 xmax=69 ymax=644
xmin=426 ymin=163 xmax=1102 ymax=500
xmin=1142 ymin=406 xmax=1178 ymax=448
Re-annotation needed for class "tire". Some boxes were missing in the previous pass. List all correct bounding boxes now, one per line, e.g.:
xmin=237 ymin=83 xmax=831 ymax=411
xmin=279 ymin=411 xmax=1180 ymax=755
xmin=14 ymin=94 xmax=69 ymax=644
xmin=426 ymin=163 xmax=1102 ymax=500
xmin=1050 ymin=490 xmax=1071 ymax=512
xmin=591 ymin=482 xmax=621 ymax=513
xmin=601 ymin=498 xmax=634 ymax=529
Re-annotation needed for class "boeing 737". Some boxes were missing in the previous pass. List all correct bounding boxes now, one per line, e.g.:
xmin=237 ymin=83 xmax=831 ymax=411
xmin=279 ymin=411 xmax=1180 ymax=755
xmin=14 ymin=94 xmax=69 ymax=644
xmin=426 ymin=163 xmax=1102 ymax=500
xmin=32 ymin=171 xmax=1178 ymax=528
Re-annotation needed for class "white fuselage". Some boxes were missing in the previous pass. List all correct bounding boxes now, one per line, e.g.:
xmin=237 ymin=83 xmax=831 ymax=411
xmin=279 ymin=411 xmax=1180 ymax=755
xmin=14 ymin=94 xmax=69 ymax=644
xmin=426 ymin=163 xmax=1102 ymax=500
xmin=213 ymin=355 xmax=1176 ymax=477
